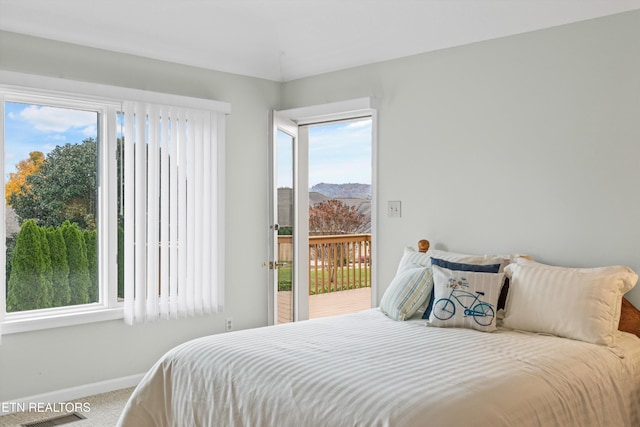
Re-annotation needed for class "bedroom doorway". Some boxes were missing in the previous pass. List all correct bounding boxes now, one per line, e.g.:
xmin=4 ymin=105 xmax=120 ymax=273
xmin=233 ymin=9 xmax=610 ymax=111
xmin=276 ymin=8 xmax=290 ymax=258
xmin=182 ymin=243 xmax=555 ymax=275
xmin=306 ymin=119 xmax=372 ymax=320
xmin=268 ymin=98 xmax=377 ymax=325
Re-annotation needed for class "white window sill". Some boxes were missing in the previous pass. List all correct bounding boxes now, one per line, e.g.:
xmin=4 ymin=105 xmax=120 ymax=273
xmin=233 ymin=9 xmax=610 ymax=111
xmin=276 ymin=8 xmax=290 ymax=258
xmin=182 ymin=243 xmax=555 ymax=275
xmin=2 ymin=306 xmax=124 ymax=335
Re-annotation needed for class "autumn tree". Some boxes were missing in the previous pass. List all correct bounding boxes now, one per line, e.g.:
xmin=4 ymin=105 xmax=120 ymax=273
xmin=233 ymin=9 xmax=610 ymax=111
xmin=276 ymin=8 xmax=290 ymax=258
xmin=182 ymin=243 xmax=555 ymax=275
xmin=5 ymin=151 xmax=45 ymax=204
xmin=309 ymin=199 xmax=370 ymax=287
xmin=309 ymin=199 xmax=369 ymax=235
xmin=9 ymin=140 xmax=97 ymax=229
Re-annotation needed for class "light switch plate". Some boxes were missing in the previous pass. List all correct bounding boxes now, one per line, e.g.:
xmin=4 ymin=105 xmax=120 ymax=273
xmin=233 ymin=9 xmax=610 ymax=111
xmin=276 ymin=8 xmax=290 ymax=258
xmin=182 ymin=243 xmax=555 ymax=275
xmin=388 ymin=201 xmax=401 ymax=218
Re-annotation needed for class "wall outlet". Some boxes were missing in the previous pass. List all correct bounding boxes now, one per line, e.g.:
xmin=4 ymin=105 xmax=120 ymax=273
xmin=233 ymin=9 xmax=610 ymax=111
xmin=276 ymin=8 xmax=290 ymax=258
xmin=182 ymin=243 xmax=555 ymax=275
xmin=388 ymin=201 xmax=401 ymax=218
xmin=225 ymin=317 xmax=233 ymax=332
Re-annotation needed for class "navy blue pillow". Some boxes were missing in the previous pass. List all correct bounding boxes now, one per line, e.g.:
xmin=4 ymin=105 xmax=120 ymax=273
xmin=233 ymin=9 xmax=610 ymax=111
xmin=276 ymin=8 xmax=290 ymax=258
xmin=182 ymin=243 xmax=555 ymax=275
xmin=429 ymin=258 xmax=501 ymax=273
xmin=421 ymin=258 xmax=502 ymax=319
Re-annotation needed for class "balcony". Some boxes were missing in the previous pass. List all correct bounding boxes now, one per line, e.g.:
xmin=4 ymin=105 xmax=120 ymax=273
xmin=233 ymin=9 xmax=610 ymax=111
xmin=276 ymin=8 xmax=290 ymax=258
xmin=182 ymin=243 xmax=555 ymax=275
xmin=277 ymin=233 xmax=371 ymax=323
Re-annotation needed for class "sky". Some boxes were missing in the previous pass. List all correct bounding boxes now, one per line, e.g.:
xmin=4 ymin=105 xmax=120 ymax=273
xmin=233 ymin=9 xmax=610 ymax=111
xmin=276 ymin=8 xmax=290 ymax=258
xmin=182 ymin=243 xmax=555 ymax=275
xmin=5 ymin=101 xmax=371 ymax=190
xmin=277 ymin=118 xmax=372 ymax=188
xmin=4 ymin=102 xmax=97 ymax=178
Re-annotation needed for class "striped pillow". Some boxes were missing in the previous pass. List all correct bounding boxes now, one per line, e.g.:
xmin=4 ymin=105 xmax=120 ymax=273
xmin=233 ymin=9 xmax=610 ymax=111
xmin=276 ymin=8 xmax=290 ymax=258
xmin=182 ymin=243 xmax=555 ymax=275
xmin=380 ymin=265 xmax=434 ymax=321
xmin=395 ymin=246 xmax=431 ymax=273
xmin=503 ymin=261 xmax=637 ymax=346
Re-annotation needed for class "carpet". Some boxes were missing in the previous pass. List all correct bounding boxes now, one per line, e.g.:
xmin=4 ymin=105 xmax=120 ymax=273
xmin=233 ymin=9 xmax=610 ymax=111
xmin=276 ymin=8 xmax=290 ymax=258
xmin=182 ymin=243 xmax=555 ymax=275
xmin=0 ymin=387 xmax=134 ymax=427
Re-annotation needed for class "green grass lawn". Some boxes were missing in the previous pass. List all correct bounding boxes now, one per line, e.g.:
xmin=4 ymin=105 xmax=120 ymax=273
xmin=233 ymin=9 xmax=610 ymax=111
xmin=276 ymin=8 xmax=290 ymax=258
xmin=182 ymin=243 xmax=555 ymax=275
xmin=278 ymin=266 xmax=371 ymax=294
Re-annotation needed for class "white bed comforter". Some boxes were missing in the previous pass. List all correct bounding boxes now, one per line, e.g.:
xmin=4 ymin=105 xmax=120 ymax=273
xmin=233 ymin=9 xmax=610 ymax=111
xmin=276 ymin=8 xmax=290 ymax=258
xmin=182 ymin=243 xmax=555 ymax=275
xmin=118 ymin=309 xmax=640 ymax=427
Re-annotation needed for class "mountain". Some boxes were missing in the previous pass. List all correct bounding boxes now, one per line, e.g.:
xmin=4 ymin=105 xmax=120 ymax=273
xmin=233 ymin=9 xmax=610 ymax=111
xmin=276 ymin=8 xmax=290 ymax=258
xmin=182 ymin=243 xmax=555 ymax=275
xmin=310 ymin=183 xmax=371 ymax=199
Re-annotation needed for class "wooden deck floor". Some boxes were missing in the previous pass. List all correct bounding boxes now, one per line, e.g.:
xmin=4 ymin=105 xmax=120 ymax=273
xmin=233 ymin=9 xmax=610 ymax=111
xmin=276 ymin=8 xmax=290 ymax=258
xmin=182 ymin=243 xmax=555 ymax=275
xmin=278 ymin=287 xmax=371 ymax=324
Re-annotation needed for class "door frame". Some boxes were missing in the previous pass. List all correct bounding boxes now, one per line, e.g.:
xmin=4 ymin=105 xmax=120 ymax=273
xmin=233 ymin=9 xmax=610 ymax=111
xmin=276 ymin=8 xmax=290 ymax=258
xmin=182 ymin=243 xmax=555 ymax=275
xmin=269 ymin=97 xmax=378 ymax=325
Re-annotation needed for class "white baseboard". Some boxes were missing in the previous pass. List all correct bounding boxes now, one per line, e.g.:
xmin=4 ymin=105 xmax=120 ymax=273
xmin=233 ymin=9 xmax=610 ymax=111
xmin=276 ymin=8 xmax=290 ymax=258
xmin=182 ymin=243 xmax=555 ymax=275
xmin=2 ymin=373 xmax=144 ymax=415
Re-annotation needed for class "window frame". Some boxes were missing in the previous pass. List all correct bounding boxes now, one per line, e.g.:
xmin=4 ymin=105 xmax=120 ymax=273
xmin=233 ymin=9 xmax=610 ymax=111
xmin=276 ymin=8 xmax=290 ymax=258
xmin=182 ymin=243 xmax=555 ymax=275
xmin=1 ymin=89 xmax=121 ymax=334
xmin=0 ymin=70 xmax=230 ymax=334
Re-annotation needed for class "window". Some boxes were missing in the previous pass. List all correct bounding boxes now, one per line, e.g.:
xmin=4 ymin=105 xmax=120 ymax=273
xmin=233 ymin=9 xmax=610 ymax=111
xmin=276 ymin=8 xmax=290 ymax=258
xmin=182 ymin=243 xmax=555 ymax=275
xmin=5 ymin=102 xmax=101 ymax=312
xmin=0 ymin=72 xmax=228 ymax=335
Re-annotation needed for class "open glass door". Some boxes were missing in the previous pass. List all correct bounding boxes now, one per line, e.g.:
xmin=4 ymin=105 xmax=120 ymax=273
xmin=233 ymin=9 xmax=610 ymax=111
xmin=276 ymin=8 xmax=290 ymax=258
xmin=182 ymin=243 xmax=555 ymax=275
xmin=268 ymin=112 xmax=299 ymax=324
xmin=269 ymin=99 xmax=375 ymax=325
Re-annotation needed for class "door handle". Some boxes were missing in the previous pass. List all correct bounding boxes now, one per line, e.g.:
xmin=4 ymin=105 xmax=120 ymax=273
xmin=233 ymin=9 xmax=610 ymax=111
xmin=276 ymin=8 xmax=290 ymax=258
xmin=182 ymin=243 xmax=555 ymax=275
xmin=263 ymin=261 xmax=287 ymax=270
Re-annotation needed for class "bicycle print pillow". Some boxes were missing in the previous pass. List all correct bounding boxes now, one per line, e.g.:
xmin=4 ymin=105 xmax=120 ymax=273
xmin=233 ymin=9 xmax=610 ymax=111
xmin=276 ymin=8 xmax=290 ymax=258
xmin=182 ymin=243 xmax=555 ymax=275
xmin=428 ymin=265 xmax=505 ymax=332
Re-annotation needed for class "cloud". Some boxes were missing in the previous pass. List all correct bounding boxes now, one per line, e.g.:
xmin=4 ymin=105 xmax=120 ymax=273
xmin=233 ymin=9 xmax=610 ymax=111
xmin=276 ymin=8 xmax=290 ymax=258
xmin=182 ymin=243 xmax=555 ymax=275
xmin=345 ymin=119 xmax=371 ymax=129
xmin=82 ymin=125 xmax=98 ymax=137
xmin=14 ymin=105 xmax=97 ymax=133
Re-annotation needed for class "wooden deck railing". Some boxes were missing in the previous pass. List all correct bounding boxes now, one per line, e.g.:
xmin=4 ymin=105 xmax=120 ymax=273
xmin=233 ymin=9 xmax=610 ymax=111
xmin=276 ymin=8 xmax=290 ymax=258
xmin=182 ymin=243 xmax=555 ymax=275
xmin=278 ymin=233 xmax=371 ymax=295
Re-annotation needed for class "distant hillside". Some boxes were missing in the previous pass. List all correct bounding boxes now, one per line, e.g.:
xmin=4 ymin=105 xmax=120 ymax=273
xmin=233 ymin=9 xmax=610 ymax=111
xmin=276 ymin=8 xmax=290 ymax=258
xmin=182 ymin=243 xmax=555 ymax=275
xmin=310 ymin=183 xmax=371 ymax=199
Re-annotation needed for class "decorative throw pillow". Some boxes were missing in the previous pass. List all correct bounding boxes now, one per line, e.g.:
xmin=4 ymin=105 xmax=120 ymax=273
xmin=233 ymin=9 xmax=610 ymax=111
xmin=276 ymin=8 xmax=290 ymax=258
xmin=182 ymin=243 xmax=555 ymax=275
xmin=380 ymin=264 xmax=434 ymax=321
xmin=426 ymin=250 xmax=530 ymax=312
xmin=395 ymin=246 xmax=431 ymax=274
xmin=427 ymin=249 xmax=510 ymax=272
xmin=428 ymin=265 xmax=505 ymax=332
xmin=421 ymin=259 xmax=501 ymax=320
xmin=503 ymin=261 xmax=638 ymax=346
xmin=430 ymin=258 xmax=502 ymax=273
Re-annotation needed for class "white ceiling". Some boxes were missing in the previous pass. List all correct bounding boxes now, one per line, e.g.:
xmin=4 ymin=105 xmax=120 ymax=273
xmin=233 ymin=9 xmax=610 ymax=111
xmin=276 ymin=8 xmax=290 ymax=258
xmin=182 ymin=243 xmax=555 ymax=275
xmin=1 ymin=1 xmax=639 ymax=82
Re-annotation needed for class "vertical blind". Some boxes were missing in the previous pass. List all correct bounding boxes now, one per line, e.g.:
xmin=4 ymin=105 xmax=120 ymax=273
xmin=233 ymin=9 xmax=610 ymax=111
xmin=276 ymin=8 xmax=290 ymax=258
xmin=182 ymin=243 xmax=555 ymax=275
xmin=122 ymin=101 xmax=225 ymax=324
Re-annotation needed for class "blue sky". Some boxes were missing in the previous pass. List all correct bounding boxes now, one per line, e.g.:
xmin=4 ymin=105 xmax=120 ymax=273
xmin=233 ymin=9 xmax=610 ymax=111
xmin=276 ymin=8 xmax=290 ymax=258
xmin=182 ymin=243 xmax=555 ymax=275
xmin=4 ymin=102 xmax=97 ymax=177
xmin=5 ymin=102 xmax=371 ymax=190
xmin=277 ymin=118 xmax=372 ymax=188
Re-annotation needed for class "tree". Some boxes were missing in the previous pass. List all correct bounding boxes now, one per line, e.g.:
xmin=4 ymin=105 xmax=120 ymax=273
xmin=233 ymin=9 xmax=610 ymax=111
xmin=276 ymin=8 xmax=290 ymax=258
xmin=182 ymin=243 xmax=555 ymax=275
xmin=309 ymin=199 xmax=369 ymax=235
xmin=308 ymin=199 xmax=370 ymax=287
xmin=10 ymin=140 xmax=97 ymax=229
xmin=118 ymin=225 xmax=124 ymax=299
xmin=61 ymin=221 xmax=91 ymax=305
xmin=47 ymin=227 xmax=70 ymax=307
xmin=5 ymin=151 xmax=45 ymax=204
xmin=6 ymin=220 xmax=53 ymax=312
xmin=84 ymin=229 xmax=98 ymax=303
xmin=39 ymin=225 xmax=54 ymax=302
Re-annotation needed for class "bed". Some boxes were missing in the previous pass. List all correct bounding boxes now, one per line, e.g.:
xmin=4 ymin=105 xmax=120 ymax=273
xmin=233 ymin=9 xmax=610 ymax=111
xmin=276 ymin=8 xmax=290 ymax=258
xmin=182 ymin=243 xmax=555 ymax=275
xmin=117 ymin=240 xmax=640 ymax=427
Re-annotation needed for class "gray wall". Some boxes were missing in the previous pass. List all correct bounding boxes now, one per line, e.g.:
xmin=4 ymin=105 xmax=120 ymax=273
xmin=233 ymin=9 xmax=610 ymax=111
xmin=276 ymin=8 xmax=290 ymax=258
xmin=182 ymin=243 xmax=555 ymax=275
xmin=0 ymin=31 xmax=280 ymax=401
xmin=1 ymin=9 xmax=640 ymax=401
xmin=282 ymin=10 xmax=640 ymax=308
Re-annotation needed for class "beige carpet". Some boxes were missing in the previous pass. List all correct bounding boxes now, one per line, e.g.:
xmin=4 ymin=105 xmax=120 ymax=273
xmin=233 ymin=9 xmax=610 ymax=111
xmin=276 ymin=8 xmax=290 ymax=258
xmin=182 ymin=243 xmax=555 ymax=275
xmin=0 ymin=387 xmax=134 ymax=427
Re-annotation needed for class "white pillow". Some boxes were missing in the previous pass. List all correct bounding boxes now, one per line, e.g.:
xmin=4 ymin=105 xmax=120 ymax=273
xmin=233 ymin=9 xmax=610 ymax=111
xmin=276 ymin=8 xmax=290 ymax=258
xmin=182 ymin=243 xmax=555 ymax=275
xmin=395 ymin=246 xmax=431 ymax=274
xmin=428 ymin=265 xmax=505 ymax=332
xmin=380 ymin=264 xmax=433 ymax=321
xmin=503 ymin=260 xmax=638 ymax=346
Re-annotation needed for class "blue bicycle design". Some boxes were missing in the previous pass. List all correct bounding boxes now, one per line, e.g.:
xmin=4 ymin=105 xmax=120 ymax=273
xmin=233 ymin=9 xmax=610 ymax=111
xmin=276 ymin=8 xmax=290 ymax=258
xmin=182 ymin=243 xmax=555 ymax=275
xmin=432 ymin=277 xmax=495 ymax=327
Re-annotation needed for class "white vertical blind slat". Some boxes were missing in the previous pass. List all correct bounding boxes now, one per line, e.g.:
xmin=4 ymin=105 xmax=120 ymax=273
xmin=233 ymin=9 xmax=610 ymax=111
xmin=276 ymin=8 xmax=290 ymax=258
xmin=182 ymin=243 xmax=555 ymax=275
xmin=177 ymin=111 xmax=188 ymax=317
xmin=169 ymin=109 xmax=179 ymax=318
xmin=134 ymin=103 xmax=147 ymax=323
xmin=146 ymin=105 xmax=159 ymax=321
xmin=186 ymin=112 xmax=196 ymax=316
xmin=201 ymin=112 xmax=212 ymax=313
xmin=159 ymin=108 xmax=170 ymax=318
xmin=215 ymin=113 xmax=225 ymax=311
xmin=123 ymin=105 xmax=136 ymax=325
xmin=193 ymin=111 xmax=204 ymax=315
